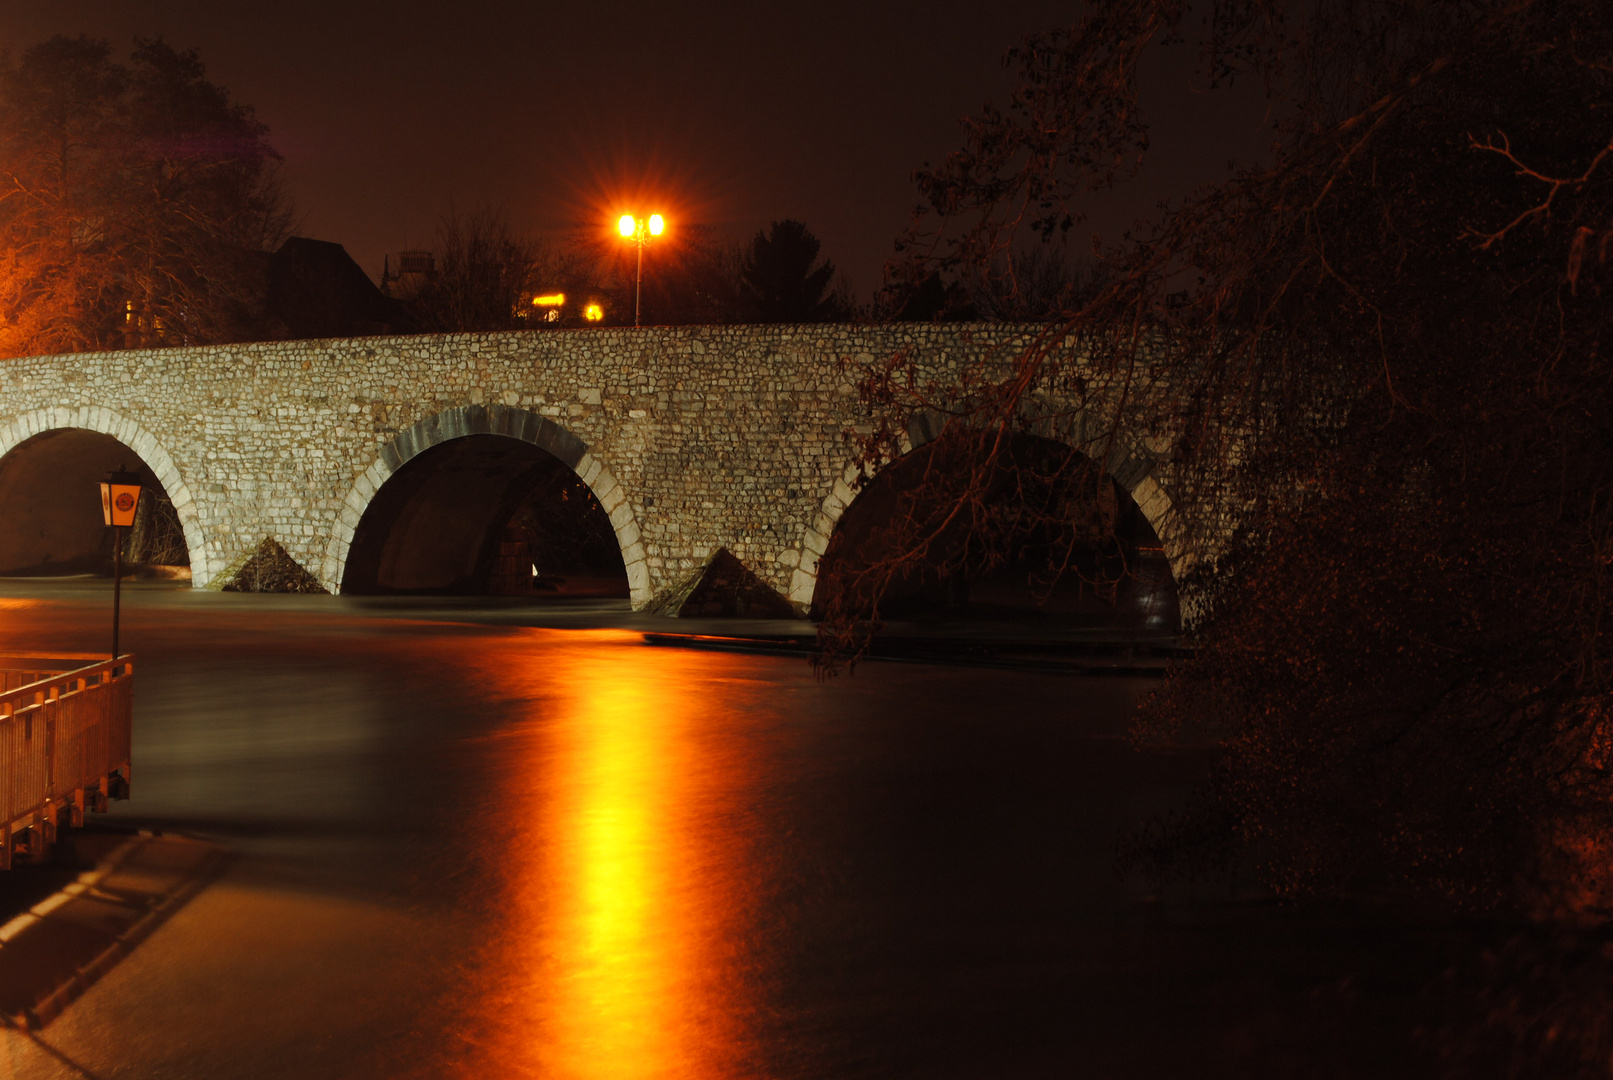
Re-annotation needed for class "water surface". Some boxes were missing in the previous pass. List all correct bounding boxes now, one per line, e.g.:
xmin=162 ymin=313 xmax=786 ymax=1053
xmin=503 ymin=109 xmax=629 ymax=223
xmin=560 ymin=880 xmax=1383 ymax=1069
xmin=0 ymin=583 xmax=1323 ymax=1079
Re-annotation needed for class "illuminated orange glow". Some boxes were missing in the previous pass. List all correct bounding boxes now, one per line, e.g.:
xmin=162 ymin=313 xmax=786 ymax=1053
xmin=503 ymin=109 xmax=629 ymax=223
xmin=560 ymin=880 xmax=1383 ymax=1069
xmin=617 ymin=213 xmax=666 ymax=240
xmin=533 ymin=293 xmax=565 ymax=307
xmin=546 ymin=140 xmax=730 ymax=255
xmin=450 ymin=630 xmax=760 ymax=1079
xmin=584 ymin=303 xmax=604 ymax=322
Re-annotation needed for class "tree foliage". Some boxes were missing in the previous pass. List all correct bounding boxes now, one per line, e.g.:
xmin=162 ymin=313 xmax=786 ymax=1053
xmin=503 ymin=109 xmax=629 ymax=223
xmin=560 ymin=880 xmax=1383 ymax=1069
xmin=843 ymin=0 xmax=1613 ymax=913
xmin=0 ymin=36 xmax=290 ymax=357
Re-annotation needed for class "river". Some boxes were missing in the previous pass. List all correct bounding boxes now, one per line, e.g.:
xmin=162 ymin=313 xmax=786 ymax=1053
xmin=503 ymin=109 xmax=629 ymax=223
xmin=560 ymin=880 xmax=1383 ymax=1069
xmin=0 ymin=581 xmax=1430 ymax=1079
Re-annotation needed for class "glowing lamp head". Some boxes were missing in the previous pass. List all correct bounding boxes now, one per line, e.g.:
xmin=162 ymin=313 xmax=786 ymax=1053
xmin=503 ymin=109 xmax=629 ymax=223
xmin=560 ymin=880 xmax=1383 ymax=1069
xmin=584 ymin=303 xmax=604 ymax=322
xmin=100 ymin=467 xmax=143 ymax=528
xmin=618 ymin=215 xmax=637 ymax=238
xmin=648 ymin=214 xmax=664 ymax=236
xmin=533 ymin=293 xmax=565 ymax=307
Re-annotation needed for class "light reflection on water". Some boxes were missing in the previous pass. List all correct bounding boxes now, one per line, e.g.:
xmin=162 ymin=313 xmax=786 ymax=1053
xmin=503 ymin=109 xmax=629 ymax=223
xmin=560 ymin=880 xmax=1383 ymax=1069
xmin=459 ymin=630 xmax=755 ymax=1079
xmin=0 ymin=587 xmax=1202 ymax=1078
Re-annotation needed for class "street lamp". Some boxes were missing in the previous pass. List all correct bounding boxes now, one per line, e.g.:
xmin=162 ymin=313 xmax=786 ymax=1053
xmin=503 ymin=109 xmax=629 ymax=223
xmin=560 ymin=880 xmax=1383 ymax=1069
xmin=99 ymin=468 xmax=142 ymax=660
xmin=617 ymin=213 xmax=664 ymax=327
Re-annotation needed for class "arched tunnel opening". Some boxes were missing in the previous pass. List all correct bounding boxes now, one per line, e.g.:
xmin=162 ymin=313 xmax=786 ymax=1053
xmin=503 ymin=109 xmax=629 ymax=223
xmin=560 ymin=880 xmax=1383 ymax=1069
xmin=342 ymin=434 xmax=629 ymax=597
xmin=0 ymin=429 xmax=190 ymax=578
xmin=812 ymin=433 xmax=1180 ymax=632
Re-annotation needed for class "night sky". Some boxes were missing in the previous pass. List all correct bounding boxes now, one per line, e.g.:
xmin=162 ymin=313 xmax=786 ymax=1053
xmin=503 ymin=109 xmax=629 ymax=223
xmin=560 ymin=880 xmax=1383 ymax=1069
xmin=0 ymin=1 xmax=1271 ymax=299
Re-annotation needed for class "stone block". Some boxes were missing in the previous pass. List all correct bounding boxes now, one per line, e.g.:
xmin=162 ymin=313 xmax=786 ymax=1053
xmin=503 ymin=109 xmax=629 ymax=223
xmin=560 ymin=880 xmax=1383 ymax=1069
xmin=789 ymin=568 xmax=817 ymax=603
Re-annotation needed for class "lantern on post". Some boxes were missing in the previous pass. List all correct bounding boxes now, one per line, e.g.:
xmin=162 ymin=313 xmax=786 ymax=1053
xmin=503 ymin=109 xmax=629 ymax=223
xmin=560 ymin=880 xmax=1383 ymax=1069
xmin=100 ymin=468 xmax=142 ymax=660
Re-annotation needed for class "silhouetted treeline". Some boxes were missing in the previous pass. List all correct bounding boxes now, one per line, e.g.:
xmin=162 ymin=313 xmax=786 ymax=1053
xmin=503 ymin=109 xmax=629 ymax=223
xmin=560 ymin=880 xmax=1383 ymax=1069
xmin=395 ymin=214 xmax=860 ymax=331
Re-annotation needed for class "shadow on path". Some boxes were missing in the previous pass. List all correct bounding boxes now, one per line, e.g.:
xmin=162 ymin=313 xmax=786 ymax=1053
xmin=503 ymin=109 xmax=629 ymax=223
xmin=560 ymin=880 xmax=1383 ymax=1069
xmin=0 ymin=827 xmax=225 ymax=1029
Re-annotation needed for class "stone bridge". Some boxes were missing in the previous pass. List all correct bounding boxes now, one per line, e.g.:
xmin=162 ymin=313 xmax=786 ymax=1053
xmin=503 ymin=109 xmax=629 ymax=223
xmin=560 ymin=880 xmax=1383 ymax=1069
xmin=0 ymin=325 xmax=1185 ymax=609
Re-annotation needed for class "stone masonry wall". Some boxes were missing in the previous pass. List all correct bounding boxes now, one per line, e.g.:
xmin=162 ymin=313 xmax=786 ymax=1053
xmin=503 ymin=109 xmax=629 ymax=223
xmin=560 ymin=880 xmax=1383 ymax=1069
xmin=0 ymin=324 xmax=1183 ymax=609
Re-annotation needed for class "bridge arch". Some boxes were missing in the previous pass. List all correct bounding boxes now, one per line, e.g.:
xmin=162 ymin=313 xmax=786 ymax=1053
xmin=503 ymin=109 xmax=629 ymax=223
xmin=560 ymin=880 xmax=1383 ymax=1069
xmin=788 ymin=418 xmax=1188 ymax=615
xmin=0 ymin=406 xmax=209 ymax=579
xmin=322 ymin=404 xmax=650 ymax=604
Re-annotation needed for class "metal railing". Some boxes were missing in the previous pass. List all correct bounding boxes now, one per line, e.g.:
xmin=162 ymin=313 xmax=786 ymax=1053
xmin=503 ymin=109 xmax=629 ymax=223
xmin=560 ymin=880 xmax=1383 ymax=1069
xmin=0 ymin=655 xmax=133 ymax=868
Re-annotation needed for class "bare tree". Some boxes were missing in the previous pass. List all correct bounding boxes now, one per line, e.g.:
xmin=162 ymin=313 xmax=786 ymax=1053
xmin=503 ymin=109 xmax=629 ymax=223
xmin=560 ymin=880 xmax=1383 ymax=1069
xmin=829 ymin=0 xmax=1613 ymax=919
xmin=408 ymin=207 xmax=541 ymax=333
xmin=0 ymin=36 xmax=290 ymax=357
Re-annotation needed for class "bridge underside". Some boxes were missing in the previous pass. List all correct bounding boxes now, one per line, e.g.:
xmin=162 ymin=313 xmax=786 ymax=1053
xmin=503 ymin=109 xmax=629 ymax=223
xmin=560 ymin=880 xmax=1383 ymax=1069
xmin=810 ymin=432 xmax=1180 ymax=631
xmin=342 ymin=434 xmax=627 ymax=598
xmin=0 ymin=429 xmax=187 ymax=578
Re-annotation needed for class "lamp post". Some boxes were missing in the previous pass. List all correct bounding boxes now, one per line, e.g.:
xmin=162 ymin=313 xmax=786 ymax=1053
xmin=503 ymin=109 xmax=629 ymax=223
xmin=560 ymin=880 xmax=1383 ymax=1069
xmin=617 ymin=213 xmax=664 ymax=327
xmin=99 ymin=468 xmax=142 ymax=660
